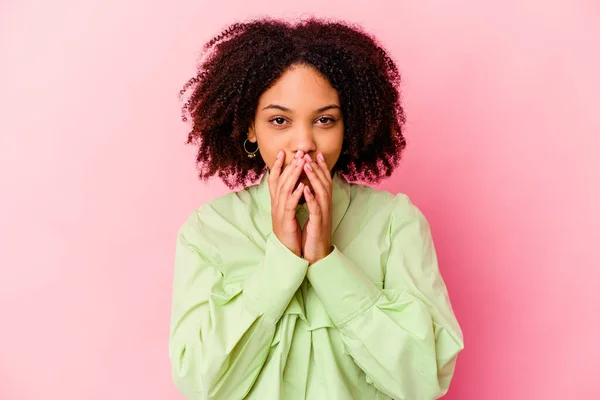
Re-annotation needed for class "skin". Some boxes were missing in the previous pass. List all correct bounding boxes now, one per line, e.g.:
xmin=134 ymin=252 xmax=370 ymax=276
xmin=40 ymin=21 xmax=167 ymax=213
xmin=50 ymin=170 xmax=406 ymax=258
xmin=247 ymin=63 xmax=344 ymax=264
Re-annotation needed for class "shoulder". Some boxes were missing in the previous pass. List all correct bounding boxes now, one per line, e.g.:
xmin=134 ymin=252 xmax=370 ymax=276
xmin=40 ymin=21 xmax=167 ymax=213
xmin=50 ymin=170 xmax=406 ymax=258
xmin=177 ymin=187 xmax=257 ymax=243
xmin=343 ymin=181 xmax=432 ymax=244
xmin=345 ymin=184 xmax=435 ymax=258
xmin=203 ymin=185 xmax=256 ymax=216
xmin=347 ymin=181 xmax=425 ymax=222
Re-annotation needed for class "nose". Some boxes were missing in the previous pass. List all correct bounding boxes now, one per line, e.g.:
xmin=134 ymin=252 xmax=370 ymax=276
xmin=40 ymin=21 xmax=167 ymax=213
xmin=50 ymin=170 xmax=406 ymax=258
xmin=292 ymin=123 xmax=317 ymax=155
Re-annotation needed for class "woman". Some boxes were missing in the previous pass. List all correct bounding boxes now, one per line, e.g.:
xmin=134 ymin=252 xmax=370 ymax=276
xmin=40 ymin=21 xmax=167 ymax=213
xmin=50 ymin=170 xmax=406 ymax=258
xmin=169 ymin=17 xmax=464 ymax=400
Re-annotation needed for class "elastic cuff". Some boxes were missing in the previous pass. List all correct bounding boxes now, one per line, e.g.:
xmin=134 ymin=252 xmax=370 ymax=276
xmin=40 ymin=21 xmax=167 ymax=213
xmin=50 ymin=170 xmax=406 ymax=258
xmin=243 ymin=233 xmax=309 ymax=322
xmin=306 ymin=246 xmax=380 ymax=325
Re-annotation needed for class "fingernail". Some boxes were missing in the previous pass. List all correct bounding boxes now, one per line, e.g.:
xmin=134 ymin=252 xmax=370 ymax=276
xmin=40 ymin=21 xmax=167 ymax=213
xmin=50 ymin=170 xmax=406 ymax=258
xmin=304 ymin=154 xmax=312 ymax=162
xmin=276 ymin=151 xmax=283 ymax=159
xmin=297 ymin=182 xmax=304 ymax=191
xmin=295 ymin=150 xmax=302 ymax=159
xmin=296 ymin=158 xmax=303 ymax=166
xmin=305 ymin=162 xmax=313 ymax=171
xmin=318 ymin=153 xmax=325 ymax=162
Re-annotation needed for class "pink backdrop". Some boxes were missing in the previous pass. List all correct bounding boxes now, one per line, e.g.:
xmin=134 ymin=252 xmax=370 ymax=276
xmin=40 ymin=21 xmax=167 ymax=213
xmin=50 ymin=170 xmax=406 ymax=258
xmin=1 ymin=1 xmax=599 ymax=399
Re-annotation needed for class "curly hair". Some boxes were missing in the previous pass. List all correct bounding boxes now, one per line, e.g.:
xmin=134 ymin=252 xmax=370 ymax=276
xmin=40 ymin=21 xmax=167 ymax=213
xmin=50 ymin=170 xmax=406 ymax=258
xmin=179 ymin=16 xmax=406 ymax=189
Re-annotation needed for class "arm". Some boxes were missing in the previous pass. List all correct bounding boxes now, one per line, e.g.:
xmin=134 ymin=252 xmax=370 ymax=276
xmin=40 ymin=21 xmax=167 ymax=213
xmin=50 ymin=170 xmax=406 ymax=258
xmin=306 ymin=195 xmax=464 ymax=400
xmin=169 ymin=209 xmax=309 ymax=400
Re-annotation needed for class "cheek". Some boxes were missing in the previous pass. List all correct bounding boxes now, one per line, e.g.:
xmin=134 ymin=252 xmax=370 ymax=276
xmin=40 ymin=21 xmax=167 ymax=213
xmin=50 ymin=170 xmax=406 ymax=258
xmin=323 ymin=154 xmax=340 ymax=172
xmin=260 ymin=152 xmax=277 ymax=170
xmin=319 ymin=136 xmax=344 ymax=168
xmin=256 ymin=141 xmax=280 ymax=169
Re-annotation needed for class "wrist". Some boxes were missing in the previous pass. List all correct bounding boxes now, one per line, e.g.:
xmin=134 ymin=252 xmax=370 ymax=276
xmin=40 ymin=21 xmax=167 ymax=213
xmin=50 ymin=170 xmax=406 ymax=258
xmin=306 ymin=245 xmax=334 ymax=266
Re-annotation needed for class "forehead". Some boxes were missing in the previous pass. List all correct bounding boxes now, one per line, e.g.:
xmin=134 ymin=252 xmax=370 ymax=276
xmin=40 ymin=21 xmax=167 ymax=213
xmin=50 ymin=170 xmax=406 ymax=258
xmin=258 ymin=64 xmax=340 ymax=109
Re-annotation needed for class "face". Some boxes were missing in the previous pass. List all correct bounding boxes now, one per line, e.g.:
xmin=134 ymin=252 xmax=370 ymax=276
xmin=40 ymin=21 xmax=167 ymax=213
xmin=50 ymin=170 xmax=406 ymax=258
xmin=248 ymin=63 xmax=344 ymax=189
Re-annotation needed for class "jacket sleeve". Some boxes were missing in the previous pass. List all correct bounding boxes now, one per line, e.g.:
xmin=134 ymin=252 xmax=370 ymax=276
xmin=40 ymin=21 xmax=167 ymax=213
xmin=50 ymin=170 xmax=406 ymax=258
xmin=306 ymin=195 xmax=464 ymax=400
xmin=169 ymin=209 xmax=309 ymax=399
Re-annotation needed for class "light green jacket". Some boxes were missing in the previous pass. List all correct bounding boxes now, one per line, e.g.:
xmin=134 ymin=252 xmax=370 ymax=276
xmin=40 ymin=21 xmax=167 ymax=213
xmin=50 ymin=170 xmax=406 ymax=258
xmin=169 ymin=172 xmax=464 ymax=399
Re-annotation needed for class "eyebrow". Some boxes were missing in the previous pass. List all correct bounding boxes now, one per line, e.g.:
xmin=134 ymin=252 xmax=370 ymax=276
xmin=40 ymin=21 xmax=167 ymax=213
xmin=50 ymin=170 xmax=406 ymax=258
xmin=261 ymin=104 xmax=341 ymax=113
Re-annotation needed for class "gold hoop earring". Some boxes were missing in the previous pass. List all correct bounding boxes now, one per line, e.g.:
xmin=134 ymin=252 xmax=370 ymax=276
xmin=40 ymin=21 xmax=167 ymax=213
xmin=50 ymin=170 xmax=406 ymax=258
xmin=243 ymin=138 xmax=259 ymax=159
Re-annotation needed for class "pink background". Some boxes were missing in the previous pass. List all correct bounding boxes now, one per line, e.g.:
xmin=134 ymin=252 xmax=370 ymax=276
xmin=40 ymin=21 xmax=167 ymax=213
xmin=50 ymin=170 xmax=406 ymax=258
xmin=1 ymin=1 xmax=599 ymax=399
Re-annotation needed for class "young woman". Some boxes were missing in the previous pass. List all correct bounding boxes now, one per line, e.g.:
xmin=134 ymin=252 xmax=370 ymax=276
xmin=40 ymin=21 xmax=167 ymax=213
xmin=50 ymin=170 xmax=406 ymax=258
xmin=169 ymin=17 xmax=464 ymax=400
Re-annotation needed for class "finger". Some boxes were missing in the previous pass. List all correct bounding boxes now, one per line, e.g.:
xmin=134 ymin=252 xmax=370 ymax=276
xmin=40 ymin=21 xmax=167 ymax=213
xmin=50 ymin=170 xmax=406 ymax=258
xmin=276 ymin=150 xmax=304 ymax=197
xmin=274 ymin=152 xmax=298 ymax=198
xmin=304 ymin=185 xmax=322 ymax=221
xmin=284 ymin=182 xmax=304 ymax=215
xmin=303 ymin=161 xmax=329 ymax=205
xmin=316 ymin=152 xmax=332 ymax=183
xmin=278 ymin=155 xmax=305 ymax=203
xmin=305 ymin=154 xmax=330 ymax=189
xmin=270 ymin=150 xmax=285 ymax=181
xmin=268 ymin=150 xmax=285 ymax=198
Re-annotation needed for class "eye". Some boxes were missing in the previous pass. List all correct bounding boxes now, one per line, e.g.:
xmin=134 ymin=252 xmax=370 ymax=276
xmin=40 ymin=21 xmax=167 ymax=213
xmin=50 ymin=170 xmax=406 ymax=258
xmin=316 ymin=117 xmax=336 ymax=125
xmin=269 ymin=117 xmax=288 ymax=126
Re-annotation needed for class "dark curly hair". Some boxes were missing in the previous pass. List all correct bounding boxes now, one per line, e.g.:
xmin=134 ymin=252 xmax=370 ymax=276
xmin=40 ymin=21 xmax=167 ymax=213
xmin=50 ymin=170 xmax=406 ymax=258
xmin=179 ymin=16 xmax=406 ymax=189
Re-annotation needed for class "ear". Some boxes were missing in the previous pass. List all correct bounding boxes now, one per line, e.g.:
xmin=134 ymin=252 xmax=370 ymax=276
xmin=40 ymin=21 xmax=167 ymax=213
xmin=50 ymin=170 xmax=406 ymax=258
xmin=247 ymin=126 xmax=257 ymax=143
xmin=247 ymin=122 xmax=258 ymax=143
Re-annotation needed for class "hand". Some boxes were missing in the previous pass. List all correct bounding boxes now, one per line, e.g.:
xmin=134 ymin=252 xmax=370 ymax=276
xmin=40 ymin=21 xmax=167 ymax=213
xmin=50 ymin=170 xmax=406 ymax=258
xmin=301 ymin=153 xmax=334 ymax=265
xmin=269 ymin=150 xmax=306 ymax=257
